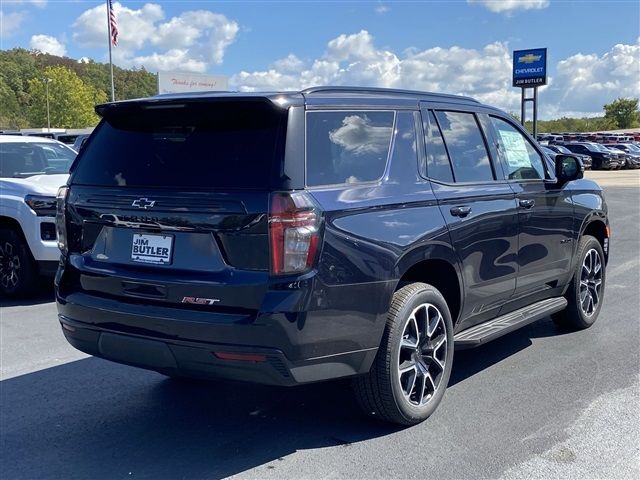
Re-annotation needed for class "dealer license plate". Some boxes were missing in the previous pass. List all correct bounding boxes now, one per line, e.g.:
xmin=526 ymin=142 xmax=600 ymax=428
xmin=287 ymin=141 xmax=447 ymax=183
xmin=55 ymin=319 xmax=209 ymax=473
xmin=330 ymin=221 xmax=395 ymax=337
xmin=131 ymin=233 xmax=173 ymax=265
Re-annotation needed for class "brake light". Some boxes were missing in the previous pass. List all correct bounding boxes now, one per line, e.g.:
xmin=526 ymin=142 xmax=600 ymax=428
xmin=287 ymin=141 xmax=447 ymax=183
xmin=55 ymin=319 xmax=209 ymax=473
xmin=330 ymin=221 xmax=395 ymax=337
xmin=56 ymin=186 xmax=68 ymax=254
xmin=269 ymin=192 xmax=321 ymax=275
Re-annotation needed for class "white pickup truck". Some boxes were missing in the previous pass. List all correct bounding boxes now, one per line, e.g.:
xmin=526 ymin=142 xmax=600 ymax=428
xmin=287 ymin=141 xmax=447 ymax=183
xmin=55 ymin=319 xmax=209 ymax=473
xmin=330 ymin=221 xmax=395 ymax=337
xmin=0 ymin=135 xmax=76 ymax=297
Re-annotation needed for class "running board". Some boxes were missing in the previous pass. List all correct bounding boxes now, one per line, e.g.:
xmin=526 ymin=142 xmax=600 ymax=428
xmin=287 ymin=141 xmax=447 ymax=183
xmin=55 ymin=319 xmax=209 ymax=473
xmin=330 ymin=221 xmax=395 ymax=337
xmin=454 ymin=297 xmax=567 ymax=349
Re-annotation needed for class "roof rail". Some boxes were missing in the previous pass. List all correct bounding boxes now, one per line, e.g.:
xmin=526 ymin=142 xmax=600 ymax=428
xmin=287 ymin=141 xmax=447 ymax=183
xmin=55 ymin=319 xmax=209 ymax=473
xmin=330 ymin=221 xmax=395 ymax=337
xmin=301 ymin=86 xmax=480 ymax=103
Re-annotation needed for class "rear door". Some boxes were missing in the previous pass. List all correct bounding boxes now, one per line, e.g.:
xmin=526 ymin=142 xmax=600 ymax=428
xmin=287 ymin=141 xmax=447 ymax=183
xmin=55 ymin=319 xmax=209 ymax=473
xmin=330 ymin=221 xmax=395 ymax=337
xmin=65 ymin=98 xmax=292 ymax=310
xmin=420 ymin=104 xmax=519 ymax=330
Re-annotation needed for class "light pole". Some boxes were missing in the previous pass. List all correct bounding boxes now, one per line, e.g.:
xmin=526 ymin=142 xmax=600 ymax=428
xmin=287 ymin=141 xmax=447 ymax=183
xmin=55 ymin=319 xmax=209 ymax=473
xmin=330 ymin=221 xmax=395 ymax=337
xmin=42 ymin=78 xmax=52 ymax=132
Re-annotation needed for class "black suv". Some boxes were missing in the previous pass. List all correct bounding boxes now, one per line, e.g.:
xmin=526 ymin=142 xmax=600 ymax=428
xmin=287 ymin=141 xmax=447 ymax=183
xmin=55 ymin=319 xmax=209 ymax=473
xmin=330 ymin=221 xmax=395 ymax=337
xmin=564 ymin=142 xmax=621 ymax=170
xmin=56 ymin=87 xmax=609 ymax=426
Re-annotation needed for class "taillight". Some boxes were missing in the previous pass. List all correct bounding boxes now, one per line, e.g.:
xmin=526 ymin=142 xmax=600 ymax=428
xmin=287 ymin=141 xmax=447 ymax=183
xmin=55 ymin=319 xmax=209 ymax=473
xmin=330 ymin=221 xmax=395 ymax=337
xmin=56 ymin=186 xmax=68 ymax=254
xmin=269 ymin=191 xmax=321 ymax=275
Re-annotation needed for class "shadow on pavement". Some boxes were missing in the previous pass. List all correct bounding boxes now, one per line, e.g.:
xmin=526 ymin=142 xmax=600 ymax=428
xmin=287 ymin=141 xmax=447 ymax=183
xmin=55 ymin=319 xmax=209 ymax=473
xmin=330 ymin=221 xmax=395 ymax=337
xmin=450 ymin=316 xmax=572 ymax=387
xmin=1 ymin=358 xmax=398 ymax=479
xmin=1 ymin=315 xmax=571 ymax=479
xmin=0 ymin=277 xmax=55 ymax=307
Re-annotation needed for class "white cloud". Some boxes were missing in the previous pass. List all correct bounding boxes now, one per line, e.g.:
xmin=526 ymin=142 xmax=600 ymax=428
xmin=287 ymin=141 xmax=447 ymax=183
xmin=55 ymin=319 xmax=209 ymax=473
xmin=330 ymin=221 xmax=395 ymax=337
xmin=0 ymin=10 xmax=27 ymax=38
xmin=467 ymin=0 xmax=549 ymax=14
xmin=231 ymin=30 xmax=639 ymax=119
xmin=72 ymin=2 xmax=238 ymax=72
xmin=73 ymin=2 xmax=163 ymax=50
xmin=375 ymin=4 xmax=389 ymax=14
xmin=271 ymin=54 xmax=305 ymax=73
xmin=545 ymin=39 xmax=640 ymax=117
xmin=130 ymin=49 xmax=208 ymax=73
xmin=232 ymin=30 xmax=519 ymax=112
xmin=30 ymin=34 xmax=66 ymax=56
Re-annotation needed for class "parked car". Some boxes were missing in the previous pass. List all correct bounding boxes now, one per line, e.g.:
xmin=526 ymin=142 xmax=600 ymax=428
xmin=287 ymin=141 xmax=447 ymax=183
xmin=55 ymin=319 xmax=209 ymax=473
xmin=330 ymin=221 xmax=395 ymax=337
xmin=602 ymin=146 xmax=629 ymax=168
xmin=56 ymin=87 xmax=609 ymax=426
xmin=564 ymin=143 xmax=621 ymax=170
xmin=547 ymin=135 xmax=565 ymax=145
xmin=26 ymin=132 xmax=56 ymax=139
xmin=72 ymin=134 xmax=90 ymax=152
xmin=0 ymin=135 xmax=76 ymax=296
xmin=546 ymin=144 xmax=592 ymax=169
xmin=54 ymin=134 xmax=80 ymax=146
xmin=609 ymin=144 xmax=640 ymax=169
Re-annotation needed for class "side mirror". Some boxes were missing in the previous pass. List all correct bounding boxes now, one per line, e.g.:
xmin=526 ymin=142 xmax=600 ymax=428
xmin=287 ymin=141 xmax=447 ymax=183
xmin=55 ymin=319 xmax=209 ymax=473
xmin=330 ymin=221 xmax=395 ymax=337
xmin=555 ymin=154 xmax=584 ymax=185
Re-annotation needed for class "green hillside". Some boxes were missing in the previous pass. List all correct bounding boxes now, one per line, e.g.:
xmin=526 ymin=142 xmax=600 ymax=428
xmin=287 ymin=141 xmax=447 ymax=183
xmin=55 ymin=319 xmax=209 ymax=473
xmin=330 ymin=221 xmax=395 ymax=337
xmin=0 ymin=48 xmax=157 ymax=129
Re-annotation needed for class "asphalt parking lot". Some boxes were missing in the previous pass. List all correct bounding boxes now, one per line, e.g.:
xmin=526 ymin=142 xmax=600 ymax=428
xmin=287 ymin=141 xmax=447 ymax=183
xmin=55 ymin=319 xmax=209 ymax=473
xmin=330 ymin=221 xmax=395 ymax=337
xmin=1 ymin=171 xmax=638 ymax=479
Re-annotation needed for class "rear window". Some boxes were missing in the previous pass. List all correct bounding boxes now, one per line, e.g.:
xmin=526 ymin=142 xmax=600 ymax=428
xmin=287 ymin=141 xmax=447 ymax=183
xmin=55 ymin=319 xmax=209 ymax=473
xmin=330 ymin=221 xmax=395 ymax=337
xmin=306 ymin=111 xmax=394 ymax=186
xmin=71 ymin=101 xmax=287 ymax=189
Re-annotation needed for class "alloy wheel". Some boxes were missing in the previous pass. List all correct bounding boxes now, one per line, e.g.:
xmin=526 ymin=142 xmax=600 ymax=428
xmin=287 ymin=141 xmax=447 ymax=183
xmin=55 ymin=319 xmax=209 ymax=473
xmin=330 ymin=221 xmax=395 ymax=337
xmin=580 ymin=248 xmax=602 ymax=317
xmin=397 ymin=303 xmax=448 ymax=406
xmin=0 ymin=241 xmax=21 ymax=290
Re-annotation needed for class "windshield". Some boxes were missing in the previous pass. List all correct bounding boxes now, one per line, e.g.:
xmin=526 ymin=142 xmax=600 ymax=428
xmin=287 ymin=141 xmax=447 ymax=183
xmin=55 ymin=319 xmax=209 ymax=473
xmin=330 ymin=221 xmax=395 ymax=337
xmin=587 ymin=144 xmax=609 ymax=153
xmin=621 ymin=144 xmax=640 ymax=152
xmin=0 ymin=142 xmax=77 ymax=178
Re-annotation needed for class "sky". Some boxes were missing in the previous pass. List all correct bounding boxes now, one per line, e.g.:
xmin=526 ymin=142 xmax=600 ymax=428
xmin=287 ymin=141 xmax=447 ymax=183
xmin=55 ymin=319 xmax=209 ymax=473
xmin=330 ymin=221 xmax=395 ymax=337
xmin=0 ymin=0 xmax=638 ymax=119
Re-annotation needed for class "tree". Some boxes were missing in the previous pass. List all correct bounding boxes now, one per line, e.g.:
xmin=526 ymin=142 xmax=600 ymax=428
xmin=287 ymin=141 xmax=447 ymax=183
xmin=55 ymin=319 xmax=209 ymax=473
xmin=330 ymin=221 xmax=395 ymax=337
xmin=603 ymin=98 xmax=639 ymax=129
xmin=26 ymin=66 xmax=107 ymax=128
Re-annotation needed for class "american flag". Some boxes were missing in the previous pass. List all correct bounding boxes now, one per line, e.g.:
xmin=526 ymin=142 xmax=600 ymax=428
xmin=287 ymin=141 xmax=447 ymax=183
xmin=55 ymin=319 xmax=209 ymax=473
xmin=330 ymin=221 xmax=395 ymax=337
xmin=108 ymin=0 xmax=118 ymax=47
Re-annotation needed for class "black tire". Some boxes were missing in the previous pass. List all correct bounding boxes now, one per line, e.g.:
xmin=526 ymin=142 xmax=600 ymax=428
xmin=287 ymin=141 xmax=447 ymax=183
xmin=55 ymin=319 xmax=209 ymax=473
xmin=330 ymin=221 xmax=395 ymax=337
xmin=0 ymin=227 xmax=37 ymax=298
xmin=553 ymin=235 xmax=606 ymax=330
xmin=353 ymin=282 xmax=454 ymax=426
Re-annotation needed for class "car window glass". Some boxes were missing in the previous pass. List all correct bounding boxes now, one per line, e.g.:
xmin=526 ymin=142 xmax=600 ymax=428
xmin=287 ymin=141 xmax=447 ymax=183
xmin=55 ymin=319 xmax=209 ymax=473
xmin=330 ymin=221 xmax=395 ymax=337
xmin=435 ymin=111 xmax=493 ymax=183
xmin=490 ymin=116 xmax=546 ymax=180
xmin=72 ymin=102 xmax=286 ymax=189
xmin=0 ymin=142 xmax=76 ymax=177
xmin=424 ymin=111 xmax=453 ymax=182
xmin=306 ymin=111 xmax=394 ymax=186
xmin=390 ymin=111 xmax=418 ymax=176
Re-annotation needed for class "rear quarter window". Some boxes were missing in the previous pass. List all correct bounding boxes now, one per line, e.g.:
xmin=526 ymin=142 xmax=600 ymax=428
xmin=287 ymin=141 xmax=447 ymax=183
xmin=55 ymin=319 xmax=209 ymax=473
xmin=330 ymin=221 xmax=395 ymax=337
xmin=306 ymin=111 xmax=394 ymax=187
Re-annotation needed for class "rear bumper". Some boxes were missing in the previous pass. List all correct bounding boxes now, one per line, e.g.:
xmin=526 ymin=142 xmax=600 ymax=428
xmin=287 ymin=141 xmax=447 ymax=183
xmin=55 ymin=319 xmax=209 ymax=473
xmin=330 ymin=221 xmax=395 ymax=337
xmin=56 ymin=288 xmax=385 ymax=386
xmin=58 ymin=313 xmax=376 ymax=386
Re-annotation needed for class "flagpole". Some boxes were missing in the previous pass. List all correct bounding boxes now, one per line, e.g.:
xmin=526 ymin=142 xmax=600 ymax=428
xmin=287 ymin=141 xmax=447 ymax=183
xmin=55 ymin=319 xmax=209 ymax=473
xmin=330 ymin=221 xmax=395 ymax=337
xmin=106 ymin=0 xmax=115 ymax=101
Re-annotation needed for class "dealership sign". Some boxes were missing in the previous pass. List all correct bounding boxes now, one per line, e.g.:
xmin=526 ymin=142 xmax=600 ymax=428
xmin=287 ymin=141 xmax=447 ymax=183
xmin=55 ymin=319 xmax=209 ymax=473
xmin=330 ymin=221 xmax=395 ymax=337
xmin=157 ymin=72 xmax=229 ymax=94
xmin=512 ymin=48 xmax=547 ymax=87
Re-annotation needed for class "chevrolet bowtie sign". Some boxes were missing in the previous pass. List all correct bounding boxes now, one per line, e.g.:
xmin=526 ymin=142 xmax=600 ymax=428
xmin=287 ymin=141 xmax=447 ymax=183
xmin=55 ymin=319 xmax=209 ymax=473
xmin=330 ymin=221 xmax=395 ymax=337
xmin=513 ymin=48 xmax=547 ymax=87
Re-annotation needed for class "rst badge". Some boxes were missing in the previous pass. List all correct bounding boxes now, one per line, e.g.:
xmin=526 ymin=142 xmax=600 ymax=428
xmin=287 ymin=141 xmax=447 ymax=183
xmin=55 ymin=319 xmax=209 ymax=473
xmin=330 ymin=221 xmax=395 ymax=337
xmin=181 ymin=297 xmax=221 ymax=305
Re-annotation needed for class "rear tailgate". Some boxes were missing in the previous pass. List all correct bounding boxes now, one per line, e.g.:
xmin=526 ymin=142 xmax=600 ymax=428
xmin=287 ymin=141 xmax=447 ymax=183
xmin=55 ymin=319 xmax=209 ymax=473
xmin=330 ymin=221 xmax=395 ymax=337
xmin=63 ymin=98 xmax=289 ymax=311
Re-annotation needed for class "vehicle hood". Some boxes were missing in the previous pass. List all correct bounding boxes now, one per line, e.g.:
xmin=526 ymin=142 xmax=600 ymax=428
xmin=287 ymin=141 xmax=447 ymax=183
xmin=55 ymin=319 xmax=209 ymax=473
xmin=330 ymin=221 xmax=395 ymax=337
xmin=0 ymin=174 xmax=69 ymax=196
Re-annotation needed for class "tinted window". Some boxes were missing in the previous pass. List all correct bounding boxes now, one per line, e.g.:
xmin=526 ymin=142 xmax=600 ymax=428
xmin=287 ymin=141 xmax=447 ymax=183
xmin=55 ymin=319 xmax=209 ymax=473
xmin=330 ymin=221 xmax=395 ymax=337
xmin=491 ymin=117 xmax=546 ymax=180
xmin=424 ymin=111 xmax=453 ymax=182
xmin=435 ymin=111 xmax=493 ymax=183
xmin=566 ymin=144 xmax=587 ymax=153
xmin=0 ymin=142 xmax=76 ymax=178
xmin=72 ymin=101 xmax=286 ymax=189
xmin=306 ymin=111 xmax=394 ymax=186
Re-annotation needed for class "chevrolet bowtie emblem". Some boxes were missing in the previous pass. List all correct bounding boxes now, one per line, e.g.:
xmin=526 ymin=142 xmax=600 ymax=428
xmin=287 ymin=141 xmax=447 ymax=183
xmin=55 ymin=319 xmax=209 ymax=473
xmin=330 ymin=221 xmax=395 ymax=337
xmin=131 ymin=198 xmax=156 ymax=209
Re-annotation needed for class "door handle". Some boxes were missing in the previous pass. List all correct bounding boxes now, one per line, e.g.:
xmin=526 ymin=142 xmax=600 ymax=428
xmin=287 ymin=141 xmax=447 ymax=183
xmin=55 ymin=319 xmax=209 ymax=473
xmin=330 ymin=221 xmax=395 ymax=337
xmin=519 ymin=199 xmax=535 ymax=209
xmin=450 ymin=206 xmax=471 ymax=218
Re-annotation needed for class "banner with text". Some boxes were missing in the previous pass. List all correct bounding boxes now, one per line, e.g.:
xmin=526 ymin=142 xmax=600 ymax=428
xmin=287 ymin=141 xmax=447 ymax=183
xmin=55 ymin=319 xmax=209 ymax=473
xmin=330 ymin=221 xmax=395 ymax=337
xmin=157 ymin=72 xmax=229 ymax=94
